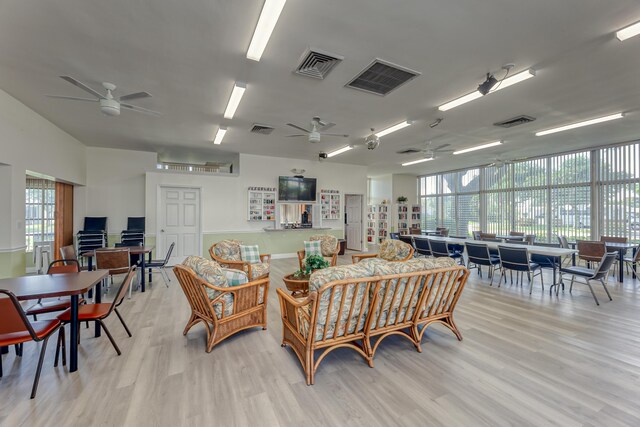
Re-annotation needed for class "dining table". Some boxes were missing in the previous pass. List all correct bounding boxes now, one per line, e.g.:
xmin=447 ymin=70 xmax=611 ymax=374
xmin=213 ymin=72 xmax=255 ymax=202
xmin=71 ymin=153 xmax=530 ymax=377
xmin=496 ymin=235 xmax=526 ymax=241
xmin=0 ymin=270 xmax=108 ymax=372
xmin=414 ymin=235 xmax=577 ymax=290
xmin=81 ymin=245 xmax=155 ymax=292
xmin=568 ymin=241 xmax=638 ymax=282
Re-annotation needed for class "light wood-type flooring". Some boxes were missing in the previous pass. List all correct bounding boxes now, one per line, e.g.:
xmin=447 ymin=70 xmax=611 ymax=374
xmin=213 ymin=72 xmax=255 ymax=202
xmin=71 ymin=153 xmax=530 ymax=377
xmin=1 ymin=255 xmax=640 ymax=427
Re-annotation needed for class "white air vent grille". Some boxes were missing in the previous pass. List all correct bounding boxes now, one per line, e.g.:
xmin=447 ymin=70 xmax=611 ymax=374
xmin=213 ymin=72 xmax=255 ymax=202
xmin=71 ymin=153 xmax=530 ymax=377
xmin=250 ymin=124 xmax=275 ymax=134
xmin=346 ymin=59 xmax=420 ymax=96
xmin=294 ymin=48 xmax=344 ymax=80
xmin=494 ymin=115 xmax=536 ymax=128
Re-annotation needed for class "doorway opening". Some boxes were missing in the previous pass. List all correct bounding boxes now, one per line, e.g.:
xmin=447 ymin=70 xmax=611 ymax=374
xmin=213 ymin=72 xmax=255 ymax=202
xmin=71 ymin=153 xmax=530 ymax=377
xmin=345 ymin=194 xmax=364 ymax=251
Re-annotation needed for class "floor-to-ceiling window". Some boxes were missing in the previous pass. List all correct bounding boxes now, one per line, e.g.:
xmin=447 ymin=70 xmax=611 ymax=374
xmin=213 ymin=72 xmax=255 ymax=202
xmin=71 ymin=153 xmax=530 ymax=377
xmin=418 ymin=141 xmax=640 ymax=243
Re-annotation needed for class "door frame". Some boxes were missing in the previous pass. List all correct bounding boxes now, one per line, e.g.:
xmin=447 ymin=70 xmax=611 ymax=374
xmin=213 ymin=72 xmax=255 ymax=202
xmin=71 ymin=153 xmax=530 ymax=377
xmin=345 ymin=193 xmax=365 ymax=252
xmin=156 ymin=185 xmax=203 ymax=262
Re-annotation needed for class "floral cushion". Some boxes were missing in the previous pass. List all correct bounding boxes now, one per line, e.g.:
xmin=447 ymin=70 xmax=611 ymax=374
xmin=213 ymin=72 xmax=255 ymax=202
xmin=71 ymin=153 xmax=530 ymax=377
xmin=370 ymin=257 xmax=456 ymax=328
xmin=213 ymin=239 xmax=242 ymax=261
xmin=249 ymin=262 xmax=270 ymax=280
xmin=182 ymin=255 xmax=234 ymax=318
xmin=308 ymin=262 xmax=378 ymax=341
xmin=310 ymin=234 xmax=339 ymax=257
xmin=378 ymin=239 xmax=412 ymax=261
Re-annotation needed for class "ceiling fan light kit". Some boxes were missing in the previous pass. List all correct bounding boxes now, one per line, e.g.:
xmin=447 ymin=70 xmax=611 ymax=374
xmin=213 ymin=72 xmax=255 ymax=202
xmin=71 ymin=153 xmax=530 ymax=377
xmin=452 ymin=140 xmax=502 ymax=155
xmin=47 ymin=76 xmax=160 ymax=117
xmin=365 ymin=128 xmax=380 ymax=150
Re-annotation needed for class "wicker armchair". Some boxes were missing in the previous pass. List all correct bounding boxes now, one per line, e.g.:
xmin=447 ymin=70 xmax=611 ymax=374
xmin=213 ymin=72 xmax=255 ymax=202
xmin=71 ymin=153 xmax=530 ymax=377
xmin=352 ymin=239 xmax=414 ymax=263
xmin=174 ymin=264 xmax=269 ymax=352
xmin=296 ymin=234 xmax=340 ymax=270
xmin=209 ymin=240 xmax=271 ymax=280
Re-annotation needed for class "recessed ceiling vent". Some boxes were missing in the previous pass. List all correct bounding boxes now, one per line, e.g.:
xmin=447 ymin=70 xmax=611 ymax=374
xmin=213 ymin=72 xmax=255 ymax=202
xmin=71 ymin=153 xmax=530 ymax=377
xmin=494 ymin=115 xmax=537 ymax=128
xmin=294 ymin=48 xmax=344 ymax=80
xmin=346 ymin=59 xmax=421 ymax=96
xmin=250 ymin=124 xmax=275 ymax=135
xmin=396 ymin=148 xmax=423 ymax=154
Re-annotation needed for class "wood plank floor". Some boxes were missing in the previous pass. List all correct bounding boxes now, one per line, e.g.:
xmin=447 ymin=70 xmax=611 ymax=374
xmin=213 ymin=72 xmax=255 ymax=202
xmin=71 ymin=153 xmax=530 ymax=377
xmin=2 ymin=256 xmax=640 ymax=427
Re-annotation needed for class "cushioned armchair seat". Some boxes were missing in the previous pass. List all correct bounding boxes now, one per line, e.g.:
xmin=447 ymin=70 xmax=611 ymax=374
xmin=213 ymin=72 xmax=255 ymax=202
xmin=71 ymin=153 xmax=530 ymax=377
xmin=209 ymin=239 xmax=271 ymax=280
xmin=351 ymin=239 xmax=414 ymax=263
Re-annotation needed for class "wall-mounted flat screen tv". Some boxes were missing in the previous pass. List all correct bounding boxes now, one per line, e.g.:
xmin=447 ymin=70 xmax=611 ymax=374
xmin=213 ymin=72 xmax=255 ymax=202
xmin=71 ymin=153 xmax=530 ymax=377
xmin=278 ymin=176 xmax=317 ymax=202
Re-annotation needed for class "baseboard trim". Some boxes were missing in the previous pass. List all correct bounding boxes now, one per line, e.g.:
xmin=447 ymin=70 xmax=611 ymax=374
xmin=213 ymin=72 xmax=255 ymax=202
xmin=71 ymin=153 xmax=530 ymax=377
xmin=271 ymin=253 xmax=297 ymax=260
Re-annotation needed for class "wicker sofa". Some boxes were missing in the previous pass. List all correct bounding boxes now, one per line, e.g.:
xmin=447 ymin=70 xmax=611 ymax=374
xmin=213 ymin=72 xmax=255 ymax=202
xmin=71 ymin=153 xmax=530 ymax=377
xmin=174 ymin=255 xmax=269 ymax=352
xmin=351 ymin=239 xmax=414 ymax=263
xmin=277 ymin=256 xmax=469 ymax=385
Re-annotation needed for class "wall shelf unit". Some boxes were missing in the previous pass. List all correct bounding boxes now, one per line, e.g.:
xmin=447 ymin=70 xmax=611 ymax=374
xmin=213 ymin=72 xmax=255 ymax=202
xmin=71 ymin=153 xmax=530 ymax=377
xmin=247 ymin=187 xmax=277 ymax=221
xmin=393 ymin=203 xmax=421 ymax=234
xmin=367 ymin=204 xmax=389 ymax=244
xmin=320 ymin=189 xmax=341 ymax=220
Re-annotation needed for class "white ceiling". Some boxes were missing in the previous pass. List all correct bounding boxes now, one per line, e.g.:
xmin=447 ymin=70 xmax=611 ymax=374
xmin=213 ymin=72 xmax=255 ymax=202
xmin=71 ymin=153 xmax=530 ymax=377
xmin=1 ymin=0 xmax=640 ymax=175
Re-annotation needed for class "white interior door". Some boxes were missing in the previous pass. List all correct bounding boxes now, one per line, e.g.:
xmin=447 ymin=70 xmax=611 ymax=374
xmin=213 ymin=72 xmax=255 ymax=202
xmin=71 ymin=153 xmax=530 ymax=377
xmin=345 ymin=194 xmax=363 ymax=251
xmin=158 ymin=187 xmax=200 ymax=265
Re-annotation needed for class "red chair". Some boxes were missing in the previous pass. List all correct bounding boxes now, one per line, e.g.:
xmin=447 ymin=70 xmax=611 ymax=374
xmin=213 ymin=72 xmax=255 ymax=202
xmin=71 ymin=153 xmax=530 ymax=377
xmin=0 ymin=290 xmax=62 ymax=399
xmin=55 ymin=266 xmax=136 ymax=362
xmin=26 ymin=260 xmax=85 ymax=321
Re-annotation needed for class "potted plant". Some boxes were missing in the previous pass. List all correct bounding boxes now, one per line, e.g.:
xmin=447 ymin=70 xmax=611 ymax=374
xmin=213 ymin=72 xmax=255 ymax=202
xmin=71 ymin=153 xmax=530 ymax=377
xmin=397 ymin=196 xmax=408 ymax=204
xmin=293 ymin=254 xmax=330 ymax=279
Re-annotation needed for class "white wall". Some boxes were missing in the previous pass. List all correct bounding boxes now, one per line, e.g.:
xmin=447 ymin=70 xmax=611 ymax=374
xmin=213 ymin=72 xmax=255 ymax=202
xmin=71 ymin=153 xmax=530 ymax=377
xmin=392 ymin=174 xmax=418 ymax=205
xmin=146 ymin=153 xmax=368 ymax=235
xmin=0 ymin=89 xmax=87 ymax=249
xmin=369 ymin=174 xmax=393 ymax=205
xmin=74 ymin=147 xmax=157 ymax=234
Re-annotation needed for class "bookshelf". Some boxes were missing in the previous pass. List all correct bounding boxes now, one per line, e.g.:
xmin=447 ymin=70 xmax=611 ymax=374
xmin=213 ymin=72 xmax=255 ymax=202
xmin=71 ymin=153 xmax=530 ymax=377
xmin=247 ymin=187 xmax=276 ymax=221
xmin=320 ymin=189 xmax=341 ymax=220
xmin=393 ymin=203 xmax=422 ymax=234
xmin=367 ymin=204 xmax=389 ymax=244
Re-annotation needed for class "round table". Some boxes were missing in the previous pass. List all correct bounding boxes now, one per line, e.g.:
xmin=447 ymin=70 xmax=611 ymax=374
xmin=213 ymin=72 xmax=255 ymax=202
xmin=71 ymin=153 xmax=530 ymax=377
xmin=283 ymin=273 xmax=310 ymax=296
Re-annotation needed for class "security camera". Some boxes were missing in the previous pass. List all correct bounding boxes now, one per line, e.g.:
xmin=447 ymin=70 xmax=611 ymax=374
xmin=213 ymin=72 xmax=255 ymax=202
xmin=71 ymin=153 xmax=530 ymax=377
xmin=319 ymin=152 xmax=328 ymax=160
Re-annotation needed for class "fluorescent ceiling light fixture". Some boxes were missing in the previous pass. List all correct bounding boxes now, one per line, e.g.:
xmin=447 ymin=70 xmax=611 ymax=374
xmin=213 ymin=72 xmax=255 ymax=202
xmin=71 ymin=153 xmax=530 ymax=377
xmin=438 ymin=69 xmax=536 ymax=111
xmin=375 ymin=121 xmax=411 ymax=138
xmin=535 ymin=113 xmax=624 ymax=137
xmin=453 ymin=141 xmax=503 ymax=155
xmin=246 ymin=0 xmax=287 ymax=61
xmin=616 ymin=21 xmax=640 ymax=41
xmin=326 ymin=145 xmax=353 ymax=158
xmin=402 ymin=158 xmax=433 ymax=167
xmin=223 ymin=82 xmax=246 ymax=119
xmin=213 ymin=126 xmax=227 ymax=145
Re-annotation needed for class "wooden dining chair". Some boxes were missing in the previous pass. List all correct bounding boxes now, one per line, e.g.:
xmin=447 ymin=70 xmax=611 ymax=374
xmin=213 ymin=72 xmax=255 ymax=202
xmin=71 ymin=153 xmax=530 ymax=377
xmin=25 ymin=260 xmax=84 ymax=321
xmin=55 ymin=266 xmax=136 ymax=364
xmin=0 ymin=290 xmax=63 ymax=399
xmin=95 ymin=248 xmax=131 ymax=295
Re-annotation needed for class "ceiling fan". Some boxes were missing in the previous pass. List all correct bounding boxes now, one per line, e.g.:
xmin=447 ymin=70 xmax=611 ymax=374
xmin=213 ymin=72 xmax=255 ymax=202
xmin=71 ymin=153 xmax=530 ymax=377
xmin=487 ymin=156 xmax=529 ymax=167
xmin=286 ymin=117 xmax=348 ymax=143
xmin=396 ymin=141 xmax=453 ymax=159
xmin=46 ymin=76 xmax=161 ymax=117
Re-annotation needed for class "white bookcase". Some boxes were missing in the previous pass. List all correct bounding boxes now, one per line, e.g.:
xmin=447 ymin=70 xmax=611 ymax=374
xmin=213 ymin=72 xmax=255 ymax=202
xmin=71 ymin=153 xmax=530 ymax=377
xmin=367 ymin=204 xmax=389 ymax=244
xmin=247 ymin=187 xmax=277 ymax=221
xmin=393 ymin=203 xmax=422 ymax=234
xmin=319 ymin=189 xmax=341 ymax=220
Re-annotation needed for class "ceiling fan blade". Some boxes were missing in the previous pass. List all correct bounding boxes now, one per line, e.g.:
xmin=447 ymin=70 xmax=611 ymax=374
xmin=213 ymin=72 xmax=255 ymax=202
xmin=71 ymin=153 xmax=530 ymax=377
xmin=120 ymin=103 xmax=162 ymax=116
xmin=59 ymin=76 xmax=104 ymax=99
xmin=286 ymin=123 xmax=311 ymax=133
xmin=286 ymin=134 xmax=306 ymax=137
xmin=433 ymin=143 xmax=451 ymax=151
xmin=119 ymin=91 xmax=152 ymax=102
xmin=318 ymin=122 xmax=335 ymax=131
xmin=320 ymin=133 xmax=349 ymax=137
xmin=46 ymin=95 xmax=99 ymax=102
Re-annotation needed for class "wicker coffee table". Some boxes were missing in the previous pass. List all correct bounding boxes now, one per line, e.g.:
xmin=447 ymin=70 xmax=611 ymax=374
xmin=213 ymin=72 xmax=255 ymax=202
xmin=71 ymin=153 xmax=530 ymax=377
xmin=283 ymin=273 xmax=309 ymax=297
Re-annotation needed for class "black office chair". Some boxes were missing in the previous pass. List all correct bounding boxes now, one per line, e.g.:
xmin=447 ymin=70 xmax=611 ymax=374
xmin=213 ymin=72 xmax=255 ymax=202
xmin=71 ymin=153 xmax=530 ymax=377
xmin=560 ymin=252 xmax=616 ymax=305
xmin=145 ymin=242 xmax=175 ymax=286
xmin=497 ymin=246 xmax=543 ymax=294
xmin=389 ymin=233 xmax=400 ymax=240
xmin=465 ymin=242 xmax=501 ymax=286
xmin=428 ymin=239 xmax=464 ymax=265
xmin=412 ymin=237 xmax=431 ymax=257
